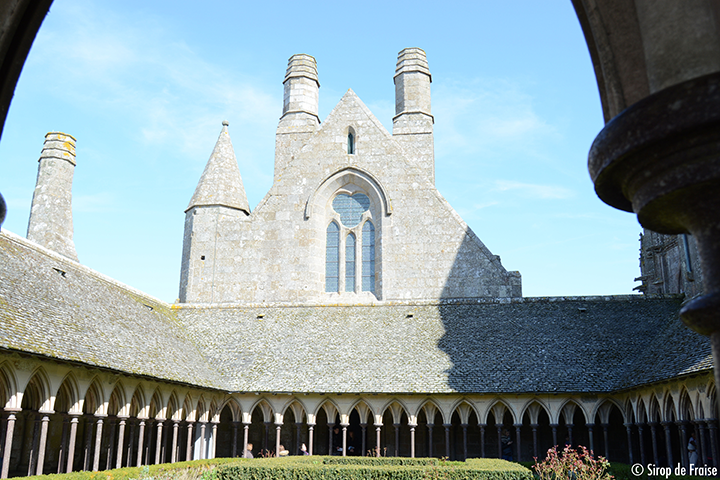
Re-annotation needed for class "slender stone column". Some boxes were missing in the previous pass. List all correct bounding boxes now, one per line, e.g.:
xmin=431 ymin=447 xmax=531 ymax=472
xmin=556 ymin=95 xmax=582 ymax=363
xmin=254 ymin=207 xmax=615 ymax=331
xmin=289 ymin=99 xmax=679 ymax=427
xmin=116 ymin=418 xmax=127 ymax=469
xmin=136 ymin=419 xmax=146 ymax=467
xmin=58 ymin=415 xmax=69 ymax=473
xmin=550 ymin=424 xmax=558 ymax=448
xmin=696 ymin=422 xmax=706 ymax=465
xmin=444 ymin=424 xmax=451 ymax=459
xmin=531 ymin=424 xmax=539 ymax=459
xmin=394 ymin=424 xmax=400 ymax=457
xmin=624 ymin=423 xmax=634 ymax=465
xmin=242 ymin=423 xmax=249 ymax=457
xmin=211 ymin=423 xmax=218 ymax=459
xmin=479 ymin=424 xmax=486 ymax=458
xmin=106 ymin=418 xmax=117 ymax=470
xmin=82 ymin=415 xmax=93 ymax=471
xmin=427 ymin=424 xmax=434 ymax=457
xmin=496 ymin=425 xmax=502 ymax=459
xmin=342 ymin=424 xmax=348 ymax=457
xmin=514 ymin=424 xmax=522 ymax=462
xmin=637 ymin=424 xmax=646 ymax=466
xmin=567 ymin=423 xmax=574 ymax=447
xmin=661 ymin=422 xmax=672 ymax=466
xmin=1 ymin=412 xmax=17 ymax=479
xmin=360 ymin=424 xmax=367 ymax=457
xmin=199 ymin=422 xmax=207 ymax=460
xmin=66 ymin=414 xmax=79 ymax=473
xmin=275 ymin=424 xmax=281 ymax=457
xmin=185 ymin=422 xmax=194 ymax=461
xmin=678 ymin=422 xmax=689 ymax=468
xmin=171 ymin=421 xmax=179 ymax=463
xmin=588 ymin=424 xmax=595 ymax=453
xmin=410 ymin=425 xmax=416 ymax=458
xmin=328 ymin=423 xmax=334 ymax=456
xmin=144 ymin=420 xmax=154 ymax=465
xmin=231 ymin=422 xmax=238 ymax=458
xmin=155 ymin=421 xmax=164 ymax=465
xmin=28 ymin=413 xmax=40 ymax=476
xmin=308 ymin=423 xmax=315 ymax=456
xmin=36 ymin=413 xmax=51 ymax=475
xmin=461 ymin=424 xmax=468 ymax=460
xmin=295 ymin=423 xmax=302 ymax=456
xmin=93 ymin=417 xmax=104 ymax=471
xmin=375 ymin=424 xmax=382 ymax=457
xmin=707 ymin=420 xmax=718 ymax=467
xmin=126 ymin=419 xmax=136 ymax=467
xmin=650 ymin=422 xmax=659 ymax=466
xmin=602 ymin=423 xmax=610 ymax=461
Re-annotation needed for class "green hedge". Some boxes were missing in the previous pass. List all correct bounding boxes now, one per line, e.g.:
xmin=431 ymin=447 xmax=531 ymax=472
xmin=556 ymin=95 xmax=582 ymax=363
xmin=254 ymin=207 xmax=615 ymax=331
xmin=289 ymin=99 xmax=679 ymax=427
xmin=23 ymin=458 xmax=242 ymax=480
xmin=217 ymin=456 xmax=532 ymax=480
xmin=322 ymin=457 xmax=440 ymax=466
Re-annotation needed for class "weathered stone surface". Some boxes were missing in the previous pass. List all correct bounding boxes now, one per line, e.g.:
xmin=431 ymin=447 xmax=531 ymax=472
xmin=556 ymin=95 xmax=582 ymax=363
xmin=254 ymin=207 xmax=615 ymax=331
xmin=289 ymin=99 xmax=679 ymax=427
xmin=26 ymin=132 xmax=78 ymax=261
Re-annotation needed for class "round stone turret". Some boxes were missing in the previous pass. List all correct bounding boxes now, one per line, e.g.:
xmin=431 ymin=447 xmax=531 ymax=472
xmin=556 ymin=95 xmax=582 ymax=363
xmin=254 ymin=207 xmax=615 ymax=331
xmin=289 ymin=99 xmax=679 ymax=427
xmin=282 ymin=54 xmax=320 ymax=119
xmin=27 ymin=132 xmax=78 ymax=261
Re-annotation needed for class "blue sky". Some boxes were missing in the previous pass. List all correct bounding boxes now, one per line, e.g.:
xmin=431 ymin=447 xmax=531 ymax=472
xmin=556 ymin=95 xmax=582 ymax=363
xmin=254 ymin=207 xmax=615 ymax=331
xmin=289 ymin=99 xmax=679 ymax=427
xmin=0 ymin=0 xmax=642 ymax=302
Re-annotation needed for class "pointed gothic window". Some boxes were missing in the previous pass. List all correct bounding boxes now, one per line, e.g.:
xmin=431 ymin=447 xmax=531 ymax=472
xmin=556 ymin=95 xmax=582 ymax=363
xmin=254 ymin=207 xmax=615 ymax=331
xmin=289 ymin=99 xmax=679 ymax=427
xmin=362 ymin=221 xmax=375 ymax=293
xmin=347 ymin=131 xmax=355 ymax=154
xmin=326 ymin=222 xmax=339 ymax=292
xmin=345 ymin=232 xmax=356 ymax=292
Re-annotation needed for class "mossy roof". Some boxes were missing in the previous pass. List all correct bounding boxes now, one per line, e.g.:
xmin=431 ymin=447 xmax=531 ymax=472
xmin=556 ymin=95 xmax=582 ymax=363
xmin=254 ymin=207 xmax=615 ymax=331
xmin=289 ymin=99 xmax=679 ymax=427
xmin=0 ymin=231 xmax=222 ymax=388
xmin=0 ymin=230 xmax=712 ymax=394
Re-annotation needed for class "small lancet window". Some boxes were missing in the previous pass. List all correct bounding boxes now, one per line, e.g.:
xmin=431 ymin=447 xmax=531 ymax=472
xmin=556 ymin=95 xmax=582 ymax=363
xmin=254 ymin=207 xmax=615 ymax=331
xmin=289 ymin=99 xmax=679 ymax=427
xmin=326 ymin=222 xmax=340 ymax=293
xmin=345 ymin=232 xmax=356 ymax=292
xmin=362 ymin=221 xmax=375 ymax=293
xmin=347 ymin=132 xmax=355 ymax=154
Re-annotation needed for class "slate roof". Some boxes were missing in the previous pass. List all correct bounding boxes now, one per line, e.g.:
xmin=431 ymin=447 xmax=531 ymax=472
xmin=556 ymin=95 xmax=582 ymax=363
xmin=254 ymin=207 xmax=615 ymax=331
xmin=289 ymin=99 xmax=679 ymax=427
xmin=176 ymin=297 xmax=712 ymax=394
xmin=0 ymin=230 xmax=223 ymax=389
xmin=0 ymin=230 xmax=712 ymax=394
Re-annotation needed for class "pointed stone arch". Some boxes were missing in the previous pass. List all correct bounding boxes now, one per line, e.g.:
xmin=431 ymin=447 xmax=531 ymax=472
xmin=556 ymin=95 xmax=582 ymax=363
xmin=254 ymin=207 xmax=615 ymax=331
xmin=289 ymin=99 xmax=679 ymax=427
xmin=520 ymin=399 xmax=551 ymax=425
xmin=315 ymin=398 xmax=340 ymax=424
xmin=0 ymin=362 xmax=19 ymax=410
xmin=593 ymin=398 xmax=626 ymax=424
xmin=180 ymin=393 xmax=195 ymax=422
xmin=348 ymin=399 xmax=374 ymax=425
xmin=281 ymin=399 xmax=306 ymax=424
xmin=449 ymin=399 xmax=478 ymax=425
xmin=219 ymin=397 xmax=242 ymax=423
xmin=249 ymin=398 xmax=274 ymax=423
xmin=678 ymin=388 xmax=695 ymax=421
xmin=166 ymin=392 xmax=179 ymax=421
xmin=22 ymin=367 xmax=52 ymax=412
xmin=305 ymin=167 xmax=392 ymax=220
xmin=380 ymin=399 xmax=410 ymax=425
xmin=148 ymin=389 xmax=165 ymax=420
xmin=418 ymin=399 xmax=441 ymax=425
xmin=557 ymin=399 xmax=589 ymax=425
xmin=486 ymin=399 xmax=516 ymax=425
xmin=130 ymin=385 xmax=147 ymax=419
xmin=83 ymin=379 xmax=105 ymax=416
xmin=637 ymin=398 xmax=649 ymax=423
xmin=195 ymin=395 xmax=209 ymax=423
xmin=107 ymin=382 xmax=127 ymax=417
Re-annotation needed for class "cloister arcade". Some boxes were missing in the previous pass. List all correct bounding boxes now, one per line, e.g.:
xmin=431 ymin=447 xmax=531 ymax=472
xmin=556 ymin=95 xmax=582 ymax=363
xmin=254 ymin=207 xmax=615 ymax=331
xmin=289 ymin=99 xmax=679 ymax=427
xmin=0 ymin=355 xmax=717 ymax=478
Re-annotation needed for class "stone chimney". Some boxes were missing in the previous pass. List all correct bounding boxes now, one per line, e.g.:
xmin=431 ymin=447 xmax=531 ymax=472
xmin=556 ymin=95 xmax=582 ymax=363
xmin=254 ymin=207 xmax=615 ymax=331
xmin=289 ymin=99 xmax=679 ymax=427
xmin=274 ymin=54 xmax=320 ymax=181
xmin=393 ymin=48 xmax=435 ymax=183
xmin=27 ymin=132 xmax=78 ymax=261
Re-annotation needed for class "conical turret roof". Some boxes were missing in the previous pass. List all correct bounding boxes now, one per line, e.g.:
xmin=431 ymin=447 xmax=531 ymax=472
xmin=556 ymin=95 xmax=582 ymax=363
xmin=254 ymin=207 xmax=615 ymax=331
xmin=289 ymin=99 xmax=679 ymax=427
xmin=187 ymin=122 xmax=250 ymax=213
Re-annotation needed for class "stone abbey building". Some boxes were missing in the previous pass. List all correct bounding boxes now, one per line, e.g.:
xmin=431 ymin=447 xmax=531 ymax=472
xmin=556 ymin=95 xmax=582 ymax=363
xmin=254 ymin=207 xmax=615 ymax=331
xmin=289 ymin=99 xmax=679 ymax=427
xmin=0 ymin=49 xmax=716 ymax=477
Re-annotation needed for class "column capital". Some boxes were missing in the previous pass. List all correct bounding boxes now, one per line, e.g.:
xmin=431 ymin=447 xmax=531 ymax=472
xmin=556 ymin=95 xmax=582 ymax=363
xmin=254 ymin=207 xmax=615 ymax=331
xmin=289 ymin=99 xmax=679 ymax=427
xmin=513 ymin=423 xmax=523 ymax=428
